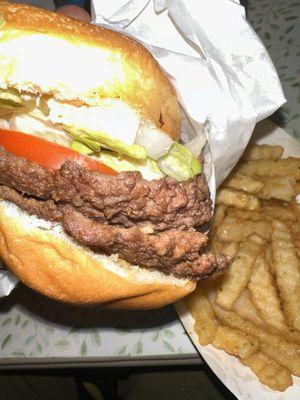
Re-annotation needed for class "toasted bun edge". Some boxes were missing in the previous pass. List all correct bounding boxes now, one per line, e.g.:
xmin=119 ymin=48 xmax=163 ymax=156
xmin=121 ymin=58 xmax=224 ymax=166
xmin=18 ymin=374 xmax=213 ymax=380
xmin=0 ymin=1 xmax=180 ymax=141
xmin=0 ymin=200 xmax=196 ymax=309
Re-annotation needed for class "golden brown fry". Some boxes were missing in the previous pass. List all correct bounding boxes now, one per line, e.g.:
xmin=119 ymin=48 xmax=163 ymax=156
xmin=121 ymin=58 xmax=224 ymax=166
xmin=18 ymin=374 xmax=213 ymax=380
xmin=292 ymin=222 xmax=300 ymax=235
xmin=271 ymin=219 xmax=300 ymax=331
xmin=233 ymin=289 xmax=300 ymax=346
xmin=212 ymin=302 xmax=300 ymax=376
xmin=248 ymin=255 xmax=289 ymax=332
xmin=291 ymin=222 xmax=300 ymax=259
xmin=216 ymin=188 xmax=261 ymax=211
xmin=212 ymin=325 xmax=259 ymax=359
xmin=242 ymin=144 xmax=284 ymax=161
xmin=188 ymin=145 xmax=300 ymax=392
xmin=236 ymin=157 xmax=300 ymax=180
xmin=221 ymin=241 xmax=239 ymax=258
xmin=264 ymin=245 xmax=273 ymax=272
xmin=211 ymin=204 xmax=227 ymax=231
xmin=223 ymin=174 xmax=264 ymax=194
xmin=259 ymin=176 xmax=296 ymax=202
xmin=216 ymin=234 xmax=264 ymax=309
xmin=291 ymin=199 xmax=300 ymax=223
xmin=186 ymin=285 xmax=217 ymax=346
xmin=216 ymin=217 xmax=272 ymax=242
xmin=232 ymin=289 xmax=268 ymax=329
xmin=226 ymin=208 xmax=263 ymax=222
xmin=262 ymin=205 xmax=296 ymax=222
xmin=226 ymin=206 xmax=296 ymax=224
xmin=209 ymin=239 xmax=224 ymax=255
xmin=241 ymin=352 xmax=292 ymax=392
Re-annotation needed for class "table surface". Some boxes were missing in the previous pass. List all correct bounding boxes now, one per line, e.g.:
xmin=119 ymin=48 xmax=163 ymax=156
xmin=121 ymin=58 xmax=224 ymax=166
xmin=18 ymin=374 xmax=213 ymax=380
xmin=0 ymin=0 xmax=299 ymax=366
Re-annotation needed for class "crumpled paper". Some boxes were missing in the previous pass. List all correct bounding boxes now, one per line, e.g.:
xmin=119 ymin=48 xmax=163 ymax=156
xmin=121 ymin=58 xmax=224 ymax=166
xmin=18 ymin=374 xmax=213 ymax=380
xmin=0 ymin=0 xmax=285 ymax=297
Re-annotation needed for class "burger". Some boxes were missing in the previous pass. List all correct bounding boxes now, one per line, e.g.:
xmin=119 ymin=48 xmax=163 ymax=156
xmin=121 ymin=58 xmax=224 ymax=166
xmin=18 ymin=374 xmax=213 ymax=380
xmin=0 ymin=2 xmax=228 ymax=309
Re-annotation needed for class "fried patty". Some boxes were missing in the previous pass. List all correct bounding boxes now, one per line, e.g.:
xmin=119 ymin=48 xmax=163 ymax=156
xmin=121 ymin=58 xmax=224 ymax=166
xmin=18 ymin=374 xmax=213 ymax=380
xmin=0 ymin=147 xmax=229 ymax=279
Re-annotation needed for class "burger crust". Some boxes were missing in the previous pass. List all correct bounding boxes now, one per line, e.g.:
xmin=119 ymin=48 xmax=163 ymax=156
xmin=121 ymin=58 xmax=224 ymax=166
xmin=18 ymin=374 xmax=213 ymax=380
xmin=0 ymin=2 xmax=180 ymax=140
xmin=0 ymin=202 xmax=196 ymax=309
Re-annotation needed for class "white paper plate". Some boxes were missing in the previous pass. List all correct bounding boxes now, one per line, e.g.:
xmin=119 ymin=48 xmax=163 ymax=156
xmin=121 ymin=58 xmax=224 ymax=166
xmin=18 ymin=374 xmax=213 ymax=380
xmin=176 ymin=119 xmax=300 ymax=400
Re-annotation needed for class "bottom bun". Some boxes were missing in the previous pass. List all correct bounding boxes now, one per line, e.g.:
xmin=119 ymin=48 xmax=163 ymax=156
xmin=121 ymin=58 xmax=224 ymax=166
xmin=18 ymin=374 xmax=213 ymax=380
xmin=0 ymin=201 xmax=196 ymax=309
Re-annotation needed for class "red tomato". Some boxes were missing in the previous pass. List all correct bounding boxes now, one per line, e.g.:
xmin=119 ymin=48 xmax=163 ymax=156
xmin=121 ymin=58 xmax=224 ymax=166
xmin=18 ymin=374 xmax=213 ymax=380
xmin=0 ymin=129 xmax=116 ymax=175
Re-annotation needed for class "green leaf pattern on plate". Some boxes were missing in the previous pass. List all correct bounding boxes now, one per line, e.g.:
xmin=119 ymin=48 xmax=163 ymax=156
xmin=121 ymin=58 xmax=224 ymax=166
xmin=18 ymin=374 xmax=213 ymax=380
xmin=1 ymin=334 xmax=12 ymax=350
xmin=0 ymin=298 xmax=195 ymax=357
xmin=80 ymin=340 xmax=88 ymax=356
xmin=247 ymin=0 xmax=300 ymax=140
xmin=1 ymin=318 xmax=12 ymax=328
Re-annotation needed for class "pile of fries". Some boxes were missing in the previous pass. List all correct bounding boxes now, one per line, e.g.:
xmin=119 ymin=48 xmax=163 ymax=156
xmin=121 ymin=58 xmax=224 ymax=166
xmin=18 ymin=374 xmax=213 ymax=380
xmin=187 ymin=143 xmax=300 ymax=392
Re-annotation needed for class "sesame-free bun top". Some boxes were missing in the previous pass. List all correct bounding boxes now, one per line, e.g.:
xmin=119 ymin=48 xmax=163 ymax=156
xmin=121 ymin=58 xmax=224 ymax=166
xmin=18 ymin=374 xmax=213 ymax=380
xmin=0 ymin=1 xmax=180 ymax=140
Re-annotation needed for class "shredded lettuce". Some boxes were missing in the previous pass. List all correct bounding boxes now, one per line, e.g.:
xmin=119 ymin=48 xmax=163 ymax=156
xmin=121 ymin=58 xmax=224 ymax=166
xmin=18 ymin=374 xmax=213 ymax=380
xmin=64 ymin=125 xmax=147 ymax=160
xmin=158 ymin=142 xmax=202 ymax=181
xmin=97 ymin=150 xmax=164 ymax=180
xmin=0 ymin=89 xmax=36 ymax=116
xmin=135 ymin=126 xmax=173 ymax=160
xmin=71 ymin=140 xmax=95 ymax=155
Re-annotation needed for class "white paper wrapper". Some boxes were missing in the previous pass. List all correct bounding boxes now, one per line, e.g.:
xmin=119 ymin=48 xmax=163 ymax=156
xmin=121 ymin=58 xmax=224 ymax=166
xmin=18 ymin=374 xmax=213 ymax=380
xmin=91 ymin=0 xmax=285 ymax=185
xmin=177 ymin=120 xmax=300 ymax=399
xmin=0 ymin=1 xmax=285 ymax=297
xmin=0 ymin=262 xmax=18 ymax=297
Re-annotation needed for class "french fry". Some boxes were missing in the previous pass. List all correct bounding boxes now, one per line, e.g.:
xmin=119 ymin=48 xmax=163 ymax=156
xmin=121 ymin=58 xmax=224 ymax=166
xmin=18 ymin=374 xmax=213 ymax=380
xmin=241 ymin=144 xmax=284 ymax=161
xmin=291 ymin=199 xmax=300 ymax=223
xmin=264 ymin=245 xmax=273 ymax=272
xmin=232 ymin=289 xmax=268 ymax=330
xmin=226 ymin=206 xmax=296 ymax=224
xmin=188 ymin=145 xmax=300 ymax=392
xmin=216 ymin=216 xmax=272 ymax=242
xmin=221 ymin=241 xmax=239 ymax=258
xmin=248 ymin=255 xmax=289 ymax=332
xmin=216 ymin=188 xmax=261 ymax=211
xmin=216 ymin=234 xmax=264 ymax=309
xmin=259 ymin=176 xmax=296 ymax=202
xmin=223 ymin=174 xmax=264 ymax=194
xmin=262 ymin=205 xmax=296 ymax=223
xmin=212 ymin=325 xmax=259 ymax=359
xmin=241 ymin=352 xmax=292 ymax=392
xmin=209 ymin=238 xmax=224 ymax=255
xmin=211 ymin=203 xmax=227 ymax=231
xmin=226 ymin=208 xmax=263 ymax=222
xmin=291 ymin=222 xmax=300 ymax=258
xmin=271 ymin=220 xmax=300 ymax=331
xmin=186 ymin=285 xmax=217 ymax=346
xmin=233 ymin=290 xmax=300 ymax=346
xmin=236 ymin=157 xmax=300 ymax=180
xmin=212 ymin=302 xmax=300 ymax=376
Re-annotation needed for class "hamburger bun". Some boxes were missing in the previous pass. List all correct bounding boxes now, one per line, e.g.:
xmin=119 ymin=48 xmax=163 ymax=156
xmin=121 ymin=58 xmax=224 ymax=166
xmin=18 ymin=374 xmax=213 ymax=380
xmin=0 ymin=3 xmax=218 ymax=309
xmin=0 ymin=200 xmax=196 ymax=309
xmin=0 ymin=1 xmax=180 ymax=140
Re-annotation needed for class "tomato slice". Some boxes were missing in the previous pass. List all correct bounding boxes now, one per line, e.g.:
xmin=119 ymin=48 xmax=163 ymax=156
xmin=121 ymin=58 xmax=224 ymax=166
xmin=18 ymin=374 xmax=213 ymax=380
xmin=0 ymin=129 xmax=116 ymax=175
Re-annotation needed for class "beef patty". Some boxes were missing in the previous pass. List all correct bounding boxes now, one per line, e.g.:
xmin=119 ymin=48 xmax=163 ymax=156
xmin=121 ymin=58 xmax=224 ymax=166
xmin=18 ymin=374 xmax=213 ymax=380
xmin=0 ymin=147 xmax=229 ymax=279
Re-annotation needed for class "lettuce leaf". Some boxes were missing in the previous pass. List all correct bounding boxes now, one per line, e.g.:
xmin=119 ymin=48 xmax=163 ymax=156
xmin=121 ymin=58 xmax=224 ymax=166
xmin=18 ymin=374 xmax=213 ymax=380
xmin=64 ymin=125 xmax=147 ymax=160
xmin=71 ymin=140 xmax=95 ymax=155
xmin=157 ymin=142 xmax=202 ymax=181
xmin=97 ymin=150 xmax=164 ymax=180
xmin=0 ymin=89 xmax=35 ymax=117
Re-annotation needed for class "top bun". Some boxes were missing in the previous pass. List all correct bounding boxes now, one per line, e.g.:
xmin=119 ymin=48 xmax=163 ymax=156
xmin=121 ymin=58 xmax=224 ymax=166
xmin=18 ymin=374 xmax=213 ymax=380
xmin=0 ymin=1 xmax=180 ymax=140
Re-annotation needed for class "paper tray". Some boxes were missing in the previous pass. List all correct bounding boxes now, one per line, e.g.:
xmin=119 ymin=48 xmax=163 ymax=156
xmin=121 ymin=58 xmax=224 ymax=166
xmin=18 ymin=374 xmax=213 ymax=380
xmin=176 ymin=119 xmax=300 ymax=400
